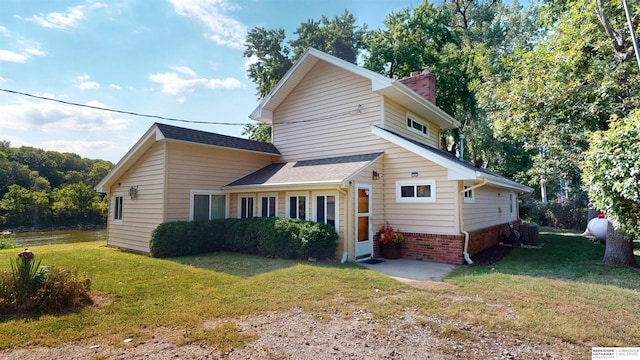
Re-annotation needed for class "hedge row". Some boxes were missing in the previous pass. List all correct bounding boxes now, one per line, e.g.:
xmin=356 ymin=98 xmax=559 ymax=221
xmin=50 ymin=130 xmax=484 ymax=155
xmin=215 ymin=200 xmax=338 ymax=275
xmin=149 ymin=217 xmax=338 ymax=260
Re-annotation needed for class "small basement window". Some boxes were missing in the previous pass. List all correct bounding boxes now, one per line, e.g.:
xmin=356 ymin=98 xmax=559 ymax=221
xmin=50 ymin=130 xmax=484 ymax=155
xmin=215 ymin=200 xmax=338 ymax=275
xmin=406 ymin=113 xmax=430 ymax=138
xmin=396 ymin=180 xmax=436 ymax=203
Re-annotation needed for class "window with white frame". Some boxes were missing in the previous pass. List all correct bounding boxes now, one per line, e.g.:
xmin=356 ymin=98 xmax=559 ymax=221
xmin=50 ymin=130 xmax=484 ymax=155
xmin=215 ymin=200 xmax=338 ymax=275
xmin=239 ymin=195 xmax=255 ymax=219
xmin=259 ymin=194 xmax=277 ymax=217
xmin=406 ymin=113 xmax=430 ymax=138
xmin=396 ymin=180 xmax=436 ymax=203
xmin=463 ymin=182 xmax=475 ymax=203
xmin=286 ymin=193 xmax=308 ymax=220
xmin=313 ymin=192 xmax=338 ymax=229
xmin=510 ymin=192 xmax=515 ymax=215
xmin=190 ymin=191 xmax=226 ymax=221
xmin=113 ymin=192 xmax=124 ymax=223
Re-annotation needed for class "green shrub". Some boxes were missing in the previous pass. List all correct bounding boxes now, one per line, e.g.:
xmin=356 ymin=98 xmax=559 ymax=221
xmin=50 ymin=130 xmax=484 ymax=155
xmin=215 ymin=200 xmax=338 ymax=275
xmin=0 ymin=250 xmax=92 ymax=315
xmin=150 ymin=217 xmax=338 ymax=260
xmin=520 ymin=193 xmax=588 ymax=230
xmin=0 ymin=234 xmax=17 ymax=250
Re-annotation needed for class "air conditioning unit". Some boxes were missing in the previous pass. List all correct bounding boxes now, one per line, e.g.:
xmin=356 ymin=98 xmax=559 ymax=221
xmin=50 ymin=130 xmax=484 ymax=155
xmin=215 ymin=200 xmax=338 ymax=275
xmin=519 ymin=223 xmax=539 ymax=246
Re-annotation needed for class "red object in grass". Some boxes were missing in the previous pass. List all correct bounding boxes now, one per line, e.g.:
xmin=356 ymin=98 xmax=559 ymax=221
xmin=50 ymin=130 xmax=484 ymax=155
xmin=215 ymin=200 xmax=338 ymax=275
xmin=597 ymin=214 xmax=606 ymax=219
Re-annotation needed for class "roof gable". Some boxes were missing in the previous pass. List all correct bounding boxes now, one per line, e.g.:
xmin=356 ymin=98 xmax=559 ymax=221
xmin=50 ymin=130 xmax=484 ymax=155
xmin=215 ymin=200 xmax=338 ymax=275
xmin=371 ymin=125 xmax=532 ymax=193
xmin=249 ymin=48 xmax=460 ymax=130
xmin=95 ymin=123 xmax=279 ymax=193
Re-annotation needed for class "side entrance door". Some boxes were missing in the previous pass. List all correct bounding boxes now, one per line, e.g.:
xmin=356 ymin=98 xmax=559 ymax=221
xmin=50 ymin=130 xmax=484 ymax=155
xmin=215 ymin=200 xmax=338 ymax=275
xmin=355 ymin=184 xmax=372 ymax=260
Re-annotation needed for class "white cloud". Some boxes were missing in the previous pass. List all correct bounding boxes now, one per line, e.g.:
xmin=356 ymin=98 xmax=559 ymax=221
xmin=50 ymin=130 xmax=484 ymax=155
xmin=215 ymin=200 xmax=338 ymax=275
xmin=41 ymin=139 xmax=119 ymax=156
xmin=110 ymin=84 xmax=121 ymax=90
xmin=169 ymin=0 xmax=247 ymax=49
xmin=0 ymin=49 xmax=27 ymax=63
xmin=75 ymin=74 xmax=100 ymax=90
xmin=149 ymin=68 xmax=243 ymax=96
xmin=172 ymin=66 xmax=197 ymax=77
xmin=0 ymin=99 xmax=132 ymax=132
xmin=0 ymin=26 xmax=7 ymax=33
xmin=27 ymin=5 xmax=87 ymax=30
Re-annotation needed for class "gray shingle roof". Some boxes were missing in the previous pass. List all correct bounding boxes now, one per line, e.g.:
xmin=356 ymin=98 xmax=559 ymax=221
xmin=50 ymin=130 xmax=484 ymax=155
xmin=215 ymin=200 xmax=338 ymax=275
xmin=226 ymin=153 xmax=383 ymax=187
xmin=156 ymin=123 xmax=280 ymax=155
xmin=375 ymin=126 xmax=524 ymax=185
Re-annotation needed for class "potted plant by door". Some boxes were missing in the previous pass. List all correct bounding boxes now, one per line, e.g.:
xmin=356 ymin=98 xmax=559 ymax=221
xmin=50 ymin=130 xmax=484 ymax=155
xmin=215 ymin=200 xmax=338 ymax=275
xmin=378 ymin=224 xmax=404 ymax=259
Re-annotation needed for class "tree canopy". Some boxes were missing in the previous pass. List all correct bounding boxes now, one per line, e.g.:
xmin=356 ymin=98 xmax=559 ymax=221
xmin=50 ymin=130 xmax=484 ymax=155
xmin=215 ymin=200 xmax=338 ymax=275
xmin=0 ymin=143 xmax=112 ymax=229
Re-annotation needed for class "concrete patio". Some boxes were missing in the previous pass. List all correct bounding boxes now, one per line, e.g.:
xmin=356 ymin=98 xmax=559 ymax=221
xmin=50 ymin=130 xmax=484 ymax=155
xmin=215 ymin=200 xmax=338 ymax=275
xmin=359 ymin=258 xmax=458 ymax=289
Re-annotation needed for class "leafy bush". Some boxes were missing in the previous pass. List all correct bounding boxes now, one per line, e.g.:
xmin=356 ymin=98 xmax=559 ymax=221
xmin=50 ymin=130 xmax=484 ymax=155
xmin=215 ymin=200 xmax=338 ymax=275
xmin=0 ymin=249 xmax=92 ymax=314
xmin=0 ymin=233 xmax=17 ymax=250
xmin=520 ymin=193 xmax=588 ymax=230
xmin=36 ymin=267 xmax=92 ymax=312
xmin=150 ymin=217 xmax=338 ymax=260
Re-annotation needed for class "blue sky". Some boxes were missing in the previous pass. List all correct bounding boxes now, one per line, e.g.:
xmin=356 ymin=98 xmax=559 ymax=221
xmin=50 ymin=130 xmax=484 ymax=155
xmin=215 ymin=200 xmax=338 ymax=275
xmin=0 ymin=0 xmax=421 ymax=163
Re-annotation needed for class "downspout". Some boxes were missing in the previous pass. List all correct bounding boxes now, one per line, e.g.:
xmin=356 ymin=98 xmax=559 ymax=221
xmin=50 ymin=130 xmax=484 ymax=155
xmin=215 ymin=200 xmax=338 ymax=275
xmin=338 ymin=187 xmax=350 ymax=263
xmin=458 ymin=177 xmax=488 ymax=264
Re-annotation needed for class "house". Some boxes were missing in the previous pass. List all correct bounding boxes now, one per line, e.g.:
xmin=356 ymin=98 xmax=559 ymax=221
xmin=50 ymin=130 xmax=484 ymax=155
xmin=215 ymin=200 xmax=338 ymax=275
xmin=96 ymin=48 xmax=532 ymax=264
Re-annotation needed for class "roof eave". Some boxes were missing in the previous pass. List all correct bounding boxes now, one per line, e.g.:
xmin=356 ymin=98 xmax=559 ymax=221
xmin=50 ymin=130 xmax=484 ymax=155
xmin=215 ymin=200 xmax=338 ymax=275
xmin=377 ymin=82 xmax=460 ymax=130
xmin=94 ymin=124 xmax=160 ymax=193
xmin=249 ymin=48 xmax=394 ymax=124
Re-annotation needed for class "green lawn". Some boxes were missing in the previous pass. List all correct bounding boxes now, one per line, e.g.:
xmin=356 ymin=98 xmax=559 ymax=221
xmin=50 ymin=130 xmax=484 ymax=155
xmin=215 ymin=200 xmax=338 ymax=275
xmin=0 ymin=230 xmax=638 ymax=357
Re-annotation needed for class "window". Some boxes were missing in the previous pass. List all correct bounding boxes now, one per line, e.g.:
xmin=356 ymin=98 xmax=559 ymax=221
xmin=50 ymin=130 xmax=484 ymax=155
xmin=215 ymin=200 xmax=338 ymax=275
xmin=509 ymin=192 xmax=514 ymax=215
xmin=286 ymin=193 xmax=308 ymax=220
xmin=314 ymin=192 xmax=338 ymax=229
xmin=396 ymin=180 xmax=436 ymax=203
xmin=260 ymin=194 xmax=277 ymax=217
xmin=113 ymin=192 xmax=124 ymax=223
xmin=190 ymin=191 xmax=226 ymax=221
xmin=463 ymin=183 xmax=475 ymax=203
xmin=406 ymin=113 xmax=430 ymax=138
xmin=239 ymin=195 xmax=255 ymax=219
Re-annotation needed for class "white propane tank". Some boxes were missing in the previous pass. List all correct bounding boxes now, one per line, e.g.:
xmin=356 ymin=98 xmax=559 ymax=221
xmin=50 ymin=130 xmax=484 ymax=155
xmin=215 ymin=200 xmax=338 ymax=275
xmin=587 ymin=216 xmax=609 ymax=240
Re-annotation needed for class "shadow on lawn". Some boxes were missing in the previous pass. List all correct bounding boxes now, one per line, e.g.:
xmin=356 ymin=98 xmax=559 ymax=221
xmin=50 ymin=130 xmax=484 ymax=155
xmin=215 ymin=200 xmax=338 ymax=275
xmin=460 ymin=230 xmax=640 ymax=291
xmin=169 ymin=251 xmax=358 ymax=278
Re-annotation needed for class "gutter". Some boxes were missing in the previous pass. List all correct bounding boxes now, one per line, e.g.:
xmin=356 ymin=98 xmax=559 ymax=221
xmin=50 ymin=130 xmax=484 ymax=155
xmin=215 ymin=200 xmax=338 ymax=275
xmin=458 ymin=177 xmax=488 ymax=264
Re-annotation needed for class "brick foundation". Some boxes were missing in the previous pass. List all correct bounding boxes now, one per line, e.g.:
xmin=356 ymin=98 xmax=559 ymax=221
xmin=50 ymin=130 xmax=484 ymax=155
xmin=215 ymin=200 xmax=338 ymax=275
xmin=373 ymin=220 xmax=521 ymax=265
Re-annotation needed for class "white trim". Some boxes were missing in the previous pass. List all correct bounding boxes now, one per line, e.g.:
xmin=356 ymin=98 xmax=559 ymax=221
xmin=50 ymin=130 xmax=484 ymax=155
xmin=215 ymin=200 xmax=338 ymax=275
xmin=406 ymin=112 xmax=430 ymax=138
xmin=258 ymin=192 xmax=279 ymax=217
xmin=354 ymin=184 xmax=373 ymax=259
xmin=113 ymin=192 xmax=124 ymax=224
xmin=189 ymin=190 xmax=228 ymax=221
xmin=238 ymin=194 xmax=256 ymax=219
xmin=463 ymin=182 xmax=475 ymax=203
xmin=285 ymin=192 xmax=309 ymax=220
xmin=395 ymin=179 xmax=436 ymax=203
xmin=372 ymin=125 xmax=533 ymax=193
xmin=312 ymin=191 xmax=339 ymax=231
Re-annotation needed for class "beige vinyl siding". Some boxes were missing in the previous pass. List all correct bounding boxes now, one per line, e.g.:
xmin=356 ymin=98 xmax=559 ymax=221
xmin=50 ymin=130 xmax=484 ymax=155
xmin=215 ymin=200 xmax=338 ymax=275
xmin=107 ymin=142 xmax=166 ymax=253
xmin=164 ymin=142 xmax=274 ymax=221
xmin=383 ymin=98 xmax=440 ymax=148
xmin=462 ymin=185 xmax=518 ymax=232
xmin=273 ymin=61 xmax=385 ymax=161
xmin=381 ymin=146 xmax=458 ymax=235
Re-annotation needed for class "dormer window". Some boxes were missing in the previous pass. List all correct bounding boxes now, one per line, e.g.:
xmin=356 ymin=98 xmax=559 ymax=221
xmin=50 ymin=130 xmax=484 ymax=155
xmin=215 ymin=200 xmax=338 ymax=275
xmin=406 ymin=113 xmax=430 ymax=138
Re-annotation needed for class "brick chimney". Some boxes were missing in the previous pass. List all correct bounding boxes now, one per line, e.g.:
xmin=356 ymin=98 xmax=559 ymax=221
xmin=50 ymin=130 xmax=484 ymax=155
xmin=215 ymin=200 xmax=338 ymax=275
xmin=398 ymin=68 xmax=436 ymax=104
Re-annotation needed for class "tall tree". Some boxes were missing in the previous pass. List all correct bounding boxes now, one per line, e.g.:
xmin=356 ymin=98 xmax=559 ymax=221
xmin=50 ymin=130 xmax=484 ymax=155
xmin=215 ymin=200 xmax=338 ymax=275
xmin=583 ymin=110 xmax=639 ymax=267
xmin=364 ymin=0 xmax=539 ymax=172
xmin=481 ymin=0 xmax=639 ymax=194
xmin=243 ymin=10 xmax=366 ymax=141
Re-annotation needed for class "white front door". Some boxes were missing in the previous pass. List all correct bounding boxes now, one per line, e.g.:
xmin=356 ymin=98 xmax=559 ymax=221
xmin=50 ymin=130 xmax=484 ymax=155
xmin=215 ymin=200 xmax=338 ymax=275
xmin=355 ymin=184 xmax=372 ymax=259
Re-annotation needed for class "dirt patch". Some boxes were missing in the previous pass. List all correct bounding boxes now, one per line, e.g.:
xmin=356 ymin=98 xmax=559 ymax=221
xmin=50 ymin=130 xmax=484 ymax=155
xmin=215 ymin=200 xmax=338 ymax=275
xmin=0 ymin=308 xmax=581 ymax=359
